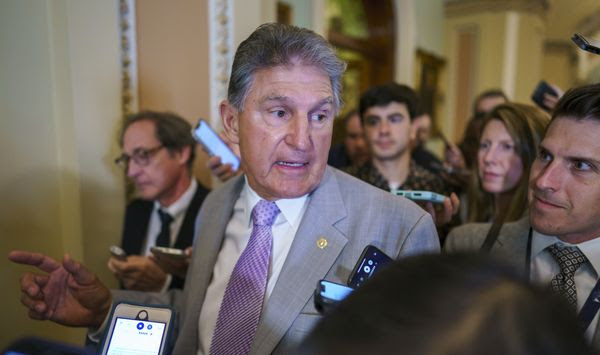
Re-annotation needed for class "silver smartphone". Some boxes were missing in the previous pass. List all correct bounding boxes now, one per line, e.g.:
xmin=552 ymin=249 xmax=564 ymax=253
xmin=109 ymin=245 xmax=127 ymax=261
xmin=150 ymin=246 xmax=187 ymax=260
xmin=192 ymin=119 xmax=240 ymax=171
xmin=101 ymin=303 xmax=173 ymax=355
xmin=391 ymin=189 xmax=447 ymax=204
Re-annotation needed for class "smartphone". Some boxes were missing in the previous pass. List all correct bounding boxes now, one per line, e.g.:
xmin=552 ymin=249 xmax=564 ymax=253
xmin=391 ymin=189 xmax=447 ymax=204
xmin=531 ymin=80 xmax=558 ymax=111
xmin=572 ymin=33 xmax=600 ymax=55
xmin=100 ymin=303 xmax=173 ymax=355
xmin=109 ymin=245 xmax=127 ymax=261
xmin=314 ymin=280 xmax=354 ymax=314
xmin=192 ymin=119 xmax=240 ymax=171
xmin=150 ymin=246 xmax=187 ymax=260
xmin=347 ymin=245 xmax=393 ymax=288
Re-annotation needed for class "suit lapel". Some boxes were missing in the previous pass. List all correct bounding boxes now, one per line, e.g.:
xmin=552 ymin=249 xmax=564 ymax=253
xmin=251 ymin=168 xmax=348 ymax=354
xmin=493 ymin=217 xmax=530 ymax=273
xmin=122 ymin=200 xmax=153 ymax=255
xmin=173 ymin=181 xmax=208 ymax=250
xmin=174 ymin=176 xmax=244 ymax=353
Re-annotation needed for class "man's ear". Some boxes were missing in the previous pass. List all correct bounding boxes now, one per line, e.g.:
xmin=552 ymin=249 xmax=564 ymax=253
xmin=409 ymin=121 xmax=417 ymax=142
xmin=221 ymin=100 xmax=240 ymax=144
xmin=177 ymin=145 xmax=191 ymax=166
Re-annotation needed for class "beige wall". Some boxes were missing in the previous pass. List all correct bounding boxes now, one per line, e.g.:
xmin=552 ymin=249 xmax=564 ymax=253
xmin=444 ymin=11 xmax=507 ymax=141
xmin=415 ymin=0 xmax=445 ymax=58
xmin=513 ymin=12 xmax=545 ymax=103
xmin=136 ymin=0 xmax=213 ymax=187
xmin=135 ymin=0 xmax=276 ymax=188
xmin=0 ymin=0 xmax=124 ymax=348
xmin=443 ymin=9 xmax=548 ymax=142
xmin=542 ymin=45 xmax=577 ymax=91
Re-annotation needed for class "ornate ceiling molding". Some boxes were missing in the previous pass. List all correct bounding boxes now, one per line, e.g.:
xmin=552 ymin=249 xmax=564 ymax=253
xmin=445 ymin=0 xmax=549 ymax=18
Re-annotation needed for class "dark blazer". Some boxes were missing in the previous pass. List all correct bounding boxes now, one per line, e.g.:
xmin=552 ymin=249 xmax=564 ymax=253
xmin=120 ymin=180 xmax=209 ymax=289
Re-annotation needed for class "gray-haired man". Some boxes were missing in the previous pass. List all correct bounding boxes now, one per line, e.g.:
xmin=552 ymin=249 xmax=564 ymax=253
xmin=10 ymin=23 xmax=438 ymax=354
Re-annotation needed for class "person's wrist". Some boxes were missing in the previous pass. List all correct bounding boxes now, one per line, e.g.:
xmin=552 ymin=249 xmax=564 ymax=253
xmin=92 ymin=293 xmax=113 ymax=328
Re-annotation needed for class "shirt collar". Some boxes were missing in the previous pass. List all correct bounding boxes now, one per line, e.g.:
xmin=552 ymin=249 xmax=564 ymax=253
xmin=155 ymin=179 xmax=198 ymax=218
xmin=532 ymin=229 xmax=600 ymax=276
xmin=241 ymin=175 xmax=309 ymax=229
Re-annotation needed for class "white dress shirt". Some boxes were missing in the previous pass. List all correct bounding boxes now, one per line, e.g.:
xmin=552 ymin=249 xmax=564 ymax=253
xmin=531 ymin=230 xmax=600 ymax=340
xmin=142 ymin=179 xmax=198 ymax=291
xmin=197 ymin=178 xmax=309 ymax=355
xmin=141 ymin=179 xmax=198 ymax=255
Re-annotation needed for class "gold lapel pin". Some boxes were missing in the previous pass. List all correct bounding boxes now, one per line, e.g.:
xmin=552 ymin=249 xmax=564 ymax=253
xmin=317 ymin=237 xmax=328 ymax=249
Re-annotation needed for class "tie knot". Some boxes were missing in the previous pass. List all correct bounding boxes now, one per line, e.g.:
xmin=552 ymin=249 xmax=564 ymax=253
xmin=251 ymin=200 xmax=280 ymax=226
xmin=548 ymin=243 xmax=588 ymax=274
xmin=158 ymin=209 xmax=173 ymax=225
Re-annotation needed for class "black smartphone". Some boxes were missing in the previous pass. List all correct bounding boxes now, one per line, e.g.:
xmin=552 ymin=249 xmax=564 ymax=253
xmin=347 ymin=245 xmax=393 ymax=288
xmin=314 ymin=280 xmax=354 ymax=314
xmin=572 ymin=33 xmax=600 ymax=55
xmin=531 ymin=80 xmax=558 ymax=111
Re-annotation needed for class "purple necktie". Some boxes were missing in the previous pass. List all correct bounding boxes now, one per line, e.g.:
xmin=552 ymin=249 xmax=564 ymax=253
xmin=210 ymin=200 xmax=280 ymax=355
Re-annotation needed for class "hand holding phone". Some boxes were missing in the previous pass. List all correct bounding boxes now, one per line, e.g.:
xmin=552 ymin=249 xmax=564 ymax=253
xmin=391 ymin=190 xmax=447 ymax=204
xmin=100 ymin=302 xmax=173 ymax=355
xmin=150 ymin=246 xmax=191 ymax=278
xmin=150 ymin=246 xmax=187 ymax=259
xmin=192 ymin=119 xmax=240 ymax=171
xmin=314 ymin=280 xmax=354 ymax=314
xmin=531 ymin=80 xmax=559 ymax=111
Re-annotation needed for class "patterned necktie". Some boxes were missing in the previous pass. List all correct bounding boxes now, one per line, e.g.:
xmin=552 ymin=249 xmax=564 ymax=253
xmin=155 ymin=209 xmax=173 ymax=247
xmin=547 ymin=243 xmax=589 ymax=308
xmin=210 ymin=200 xmax=280 ymax=355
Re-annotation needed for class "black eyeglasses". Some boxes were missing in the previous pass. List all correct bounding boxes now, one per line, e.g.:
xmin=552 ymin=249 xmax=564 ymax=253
xmin=114 ymin=145 xmax=164 ymax=168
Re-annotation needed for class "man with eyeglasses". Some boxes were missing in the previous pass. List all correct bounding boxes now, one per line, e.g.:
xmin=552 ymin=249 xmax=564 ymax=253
xmin=110 ymin=111 xmax=209 ymax=291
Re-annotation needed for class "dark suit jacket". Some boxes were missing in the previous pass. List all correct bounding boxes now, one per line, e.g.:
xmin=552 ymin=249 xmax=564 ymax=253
xmin=120 ymin=181 xmax=209 ymax=289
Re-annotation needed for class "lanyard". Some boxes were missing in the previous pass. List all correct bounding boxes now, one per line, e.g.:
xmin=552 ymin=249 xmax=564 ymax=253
xmin=526 ymin=227 xmax=600 ymax=331
xmin=579 ymin=281 xmax=600 ymax=331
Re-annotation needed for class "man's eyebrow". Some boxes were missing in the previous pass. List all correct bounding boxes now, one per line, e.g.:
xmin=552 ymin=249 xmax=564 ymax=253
xmin=311 ymin=97 xmax=334 ymax=110
xmin=387 ymin=112 xmax=404 ymax=118
xmin=260 ymin=95 xmax=291 ymax=105
xmin=260 ymin=96 xmax=334 ymax=108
